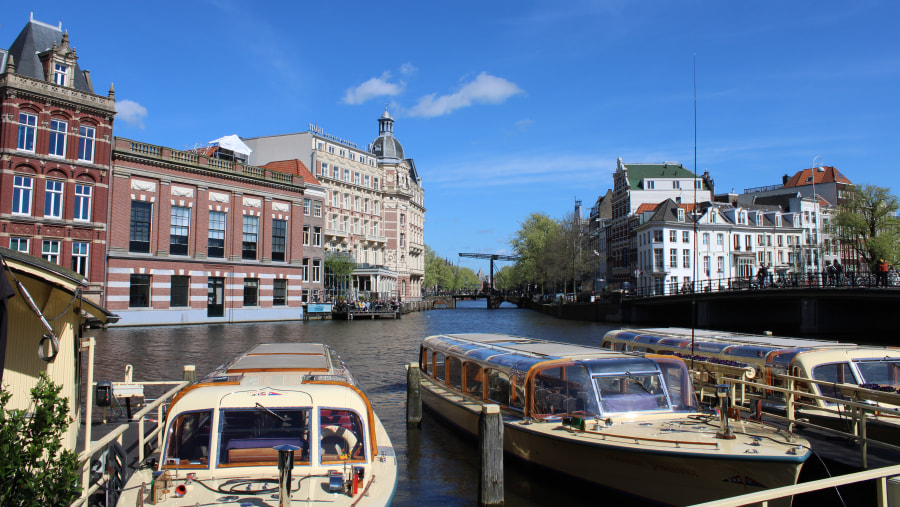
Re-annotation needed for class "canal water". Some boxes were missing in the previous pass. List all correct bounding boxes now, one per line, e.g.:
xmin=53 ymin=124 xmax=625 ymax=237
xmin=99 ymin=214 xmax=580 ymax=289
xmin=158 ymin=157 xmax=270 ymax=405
xmin=86 ymin=301 xmax=858 ymax=506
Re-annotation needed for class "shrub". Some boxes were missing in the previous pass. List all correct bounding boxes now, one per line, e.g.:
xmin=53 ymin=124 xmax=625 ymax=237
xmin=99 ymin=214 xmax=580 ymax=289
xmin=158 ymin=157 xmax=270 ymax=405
xmin=0 ymin=373 xmax=80 ymax=506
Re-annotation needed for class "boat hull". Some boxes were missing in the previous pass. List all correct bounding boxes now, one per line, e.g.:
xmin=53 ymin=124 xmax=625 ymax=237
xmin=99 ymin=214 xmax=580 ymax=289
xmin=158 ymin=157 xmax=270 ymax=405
xmin=421 ymin=377 xmax=803 ymax=507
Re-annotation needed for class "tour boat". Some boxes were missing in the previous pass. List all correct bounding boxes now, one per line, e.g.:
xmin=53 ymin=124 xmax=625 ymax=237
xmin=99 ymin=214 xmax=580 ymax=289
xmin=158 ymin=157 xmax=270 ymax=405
xmin=601 ymin=327 xmax=900 ymax=444
xmin=117 ymin=343 xmax=397 ymax=507
xmin=418 ymin=333 xmax=810 ymax=507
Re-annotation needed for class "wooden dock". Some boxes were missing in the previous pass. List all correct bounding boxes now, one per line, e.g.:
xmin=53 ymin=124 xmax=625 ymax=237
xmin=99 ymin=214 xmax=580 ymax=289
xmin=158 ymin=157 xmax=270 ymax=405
xmin=332 ymin=309 xmax=400 ymax=320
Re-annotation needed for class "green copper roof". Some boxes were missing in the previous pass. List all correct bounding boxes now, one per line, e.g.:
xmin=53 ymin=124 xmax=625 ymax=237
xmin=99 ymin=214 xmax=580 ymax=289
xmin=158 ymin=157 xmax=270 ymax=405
xmin=621 ymin=163 xmax=707 ymax=190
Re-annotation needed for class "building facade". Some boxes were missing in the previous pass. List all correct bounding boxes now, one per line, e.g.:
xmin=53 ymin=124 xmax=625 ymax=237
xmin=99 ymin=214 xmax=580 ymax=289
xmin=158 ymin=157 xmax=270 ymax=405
xmin=106 ymin=137 xmax=307 ymax=325
xmin=243 ymin=110 xmax=425 ymax=301
xmin=0 ymin=17 xmax=115 ymax=301
xmin=609 ymin=158 xmax=714 ymax=283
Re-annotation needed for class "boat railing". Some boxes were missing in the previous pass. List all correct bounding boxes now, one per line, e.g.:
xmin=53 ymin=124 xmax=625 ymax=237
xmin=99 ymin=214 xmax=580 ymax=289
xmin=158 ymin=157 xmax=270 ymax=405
xmin=687 ymin=463 xmax=900 ymax=507
xmin=70 ymin=338 xmax=191 ymax=507
xmin=703 ymin=374 xmax=900 ymax=470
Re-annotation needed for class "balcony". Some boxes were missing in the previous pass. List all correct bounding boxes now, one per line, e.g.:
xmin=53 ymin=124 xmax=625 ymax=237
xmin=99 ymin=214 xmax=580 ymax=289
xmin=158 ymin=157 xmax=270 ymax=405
xmin=325 ymin=228 xmax=349 ymax=239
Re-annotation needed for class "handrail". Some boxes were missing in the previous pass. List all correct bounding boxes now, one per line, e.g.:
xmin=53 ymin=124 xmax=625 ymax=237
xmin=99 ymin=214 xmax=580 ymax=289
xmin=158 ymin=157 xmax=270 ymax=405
xmin=688 ymin=463 xmax=900 ymax=506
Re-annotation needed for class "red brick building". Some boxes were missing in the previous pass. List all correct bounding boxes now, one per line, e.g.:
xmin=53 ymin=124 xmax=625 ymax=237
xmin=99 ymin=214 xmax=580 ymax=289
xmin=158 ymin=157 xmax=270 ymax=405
xmin=0 ymin=17 xmax=115 ymax=301
xmin=106 ymin=137 xmax=307 ymax=325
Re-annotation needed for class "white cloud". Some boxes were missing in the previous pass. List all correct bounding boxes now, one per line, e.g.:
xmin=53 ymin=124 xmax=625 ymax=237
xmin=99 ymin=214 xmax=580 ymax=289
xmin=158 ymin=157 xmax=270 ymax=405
xmin=407 ymin=72 xmax=524 ymax=118
xmin=342 ymin=72 xmax=405 ymax=105
xmin=115 ymin=99 xmax=148 ymax=128
xmin=399 ymin=62 xmax=418 ymax=76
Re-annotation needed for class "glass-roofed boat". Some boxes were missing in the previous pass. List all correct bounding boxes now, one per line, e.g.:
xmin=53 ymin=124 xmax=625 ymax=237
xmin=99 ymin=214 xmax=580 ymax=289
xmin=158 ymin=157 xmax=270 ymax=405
xmin=418 ymin=333 xmax=810 ymax=507
xmin=117 ymin=343 xmax=397 ymax=507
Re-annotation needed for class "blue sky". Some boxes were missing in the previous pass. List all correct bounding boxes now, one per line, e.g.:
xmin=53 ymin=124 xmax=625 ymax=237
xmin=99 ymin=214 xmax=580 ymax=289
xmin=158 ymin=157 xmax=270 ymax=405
xmin=5 ymin=1 xmax=899 ymax=271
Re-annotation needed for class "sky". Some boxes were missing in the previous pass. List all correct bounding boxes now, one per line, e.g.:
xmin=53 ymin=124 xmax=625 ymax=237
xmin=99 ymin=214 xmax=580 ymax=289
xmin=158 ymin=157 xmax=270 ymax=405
xmin=4 ymin=1 xmax=899 ymax=272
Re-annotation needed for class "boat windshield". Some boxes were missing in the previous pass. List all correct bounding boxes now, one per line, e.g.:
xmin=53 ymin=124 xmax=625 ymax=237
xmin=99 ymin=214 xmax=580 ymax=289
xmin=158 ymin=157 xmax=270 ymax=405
xmin=593 ymin=371 xmax=670 ymax=414
xmin=164 ymin=410 xmax=212 ymax=469
xmin=320 ymin=408 xmax=366 ymax=463
xmin=217 ymin=407 xmax=311 ymax=466
xmin=854 ymin=360 xmax=900 ymax=388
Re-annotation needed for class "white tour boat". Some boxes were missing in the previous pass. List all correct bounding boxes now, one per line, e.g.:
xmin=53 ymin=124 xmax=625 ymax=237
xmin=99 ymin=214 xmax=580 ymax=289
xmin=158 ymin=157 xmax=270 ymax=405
xmin=418 ymin=333 xmax=810 ymax=507
xmin=117 ymin=343 xmax=398 ymax=506
xmin=601 ymin=327 xmax=900 ymax=444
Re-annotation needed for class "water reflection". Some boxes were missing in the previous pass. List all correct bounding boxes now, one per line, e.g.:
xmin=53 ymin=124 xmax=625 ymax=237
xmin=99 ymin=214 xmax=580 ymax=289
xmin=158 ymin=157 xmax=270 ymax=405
xmin=86 ymin=301 xmax=630 ymax=506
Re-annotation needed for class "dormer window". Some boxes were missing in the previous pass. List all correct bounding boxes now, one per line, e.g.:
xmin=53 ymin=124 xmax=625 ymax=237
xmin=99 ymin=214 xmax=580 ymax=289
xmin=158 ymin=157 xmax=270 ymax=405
xmin=677 ymin=208 xmax=685 ymax=222
xmin=53 ymin=63 xmax=68 ymax=86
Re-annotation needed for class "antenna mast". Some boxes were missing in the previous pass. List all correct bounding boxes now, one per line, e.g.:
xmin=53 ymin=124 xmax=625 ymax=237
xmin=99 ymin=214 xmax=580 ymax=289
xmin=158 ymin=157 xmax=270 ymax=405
xmin=691 ymin=53 xmax=698 ymax=368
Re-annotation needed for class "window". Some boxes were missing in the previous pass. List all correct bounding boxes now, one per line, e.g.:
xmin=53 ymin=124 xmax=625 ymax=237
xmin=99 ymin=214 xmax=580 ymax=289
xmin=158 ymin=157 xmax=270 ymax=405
xmin=130 ymin=201 xmax=152 ymax=253
xmin=72 ymin=242 xmax=88 ymax=276
xmin=343 ymin=169 xmax=350 ymax=182
xmin=312 ymin=259 xmax=321 ymax=282
xmin=17 ymin=113 xmax=37 ymax=151
xmin=354 ymin=172 xmax=361 ymax=185
xmin=703 ymin=256 xmax=710 ymax=276
xmin=272 ymin=219 xmax=286 ymax=262
xmin=171 ymin=276 xmax=190 ymax=307
xmin=702 ymin=232 xmax=710 ymax=246
xmin=669 ymin=248 xmax=677 ymax=268
xmin=243 ymin=278 xmax=259 ymax=306
xmin=12 ymin=175 xmax=33 ymax=215
xmin=313 ymin=227 xmax=322 ymax=247
xmin=273 ymin=279 xmax=287 ymax=306
xmin=130 ymin=274 xmax=151 ymax=307
xmin=170 ymin=206 xmax=190 ymax=256
xmin=717 ymin=233 xmax=724 ymax=247
xmin=74 ymin=184 xmax=92 ymax=221
xmin=400 ymin=214 xmax=406 ymax=227
xmin=208 ymin=211 xmax=225 ymax=258
xmin=78 ymin=125 xmax=95 ymax=162
xmin=44 ymin=180 xmax=64 ymax=219
xmin=682 ymin=231 xmax=690 ymax=243
xmin=41 ymin=240 xmax=60 ymax=264
xmin=717 ymin=256 xmax=725 ymax=273
xmin=314 ymin=201 xmax=322 ymax=217
xmin=354 ymin=196 xmax=360 ymax=212
xmin=646 ymin=180 xmax=655 ymax=189
xmin=242 ymin=215 xmax=258 ymax=260
xmin=332 ymin=191 xmax=339 ymax=207
xmin=53 ymin=63 xmax=68 ymax=86
xmin=9 ymin=238 xmax=29 ymax=253
xmin=303 ymin=226 xmax=310 ymax=246
xmin=332 ymin=166 xmax=339 ymax=179
xmin=302 ymin=258 xmax=310 ymax=282
xmin=343 ymin=194 xmax=350 ymax=209
xmin=320 ymin=162 xmax=328 ymax=176
xmin=49 ymin=119 xmax=67 ymax=157
xmin=303 ymin=198 xmax=311 ymax=215
xmin=683 ymin=249 xmax=691 ymax=268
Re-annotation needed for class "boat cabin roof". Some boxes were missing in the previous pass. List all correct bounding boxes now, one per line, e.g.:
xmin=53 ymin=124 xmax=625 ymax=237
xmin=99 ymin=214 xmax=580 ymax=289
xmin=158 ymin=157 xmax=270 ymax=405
xmin=610 ymin=327 xmax=854 ymax=350
xmin=436 ymin=333 xmax=621 ymax=361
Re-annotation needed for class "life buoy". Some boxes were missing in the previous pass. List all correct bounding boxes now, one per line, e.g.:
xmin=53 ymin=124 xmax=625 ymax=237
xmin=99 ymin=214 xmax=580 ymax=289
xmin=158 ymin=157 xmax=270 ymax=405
xmin=321 ymin=425 xmax=359 ymax=454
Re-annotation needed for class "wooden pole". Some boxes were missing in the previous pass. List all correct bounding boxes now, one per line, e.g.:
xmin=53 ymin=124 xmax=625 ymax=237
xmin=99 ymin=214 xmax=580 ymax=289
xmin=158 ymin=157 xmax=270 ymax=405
xmin=183 ymin=365 xmax=196 ymax=383
xmin=406 ymin=362 xmax=422 ymax=425
xmin=479 ymin=404 xmax=504 ymax=506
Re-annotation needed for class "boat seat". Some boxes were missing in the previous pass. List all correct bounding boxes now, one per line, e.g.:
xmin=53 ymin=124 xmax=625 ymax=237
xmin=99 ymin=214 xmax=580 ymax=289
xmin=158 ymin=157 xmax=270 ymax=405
xmin=224 ymin=437 xmax=306 ymax=464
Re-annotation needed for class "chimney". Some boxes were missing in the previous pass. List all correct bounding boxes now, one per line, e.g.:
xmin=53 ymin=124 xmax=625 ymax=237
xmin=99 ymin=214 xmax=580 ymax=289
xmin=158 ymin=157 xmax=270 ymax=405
xmin=783 ymin=174 xmax=789 ymax=185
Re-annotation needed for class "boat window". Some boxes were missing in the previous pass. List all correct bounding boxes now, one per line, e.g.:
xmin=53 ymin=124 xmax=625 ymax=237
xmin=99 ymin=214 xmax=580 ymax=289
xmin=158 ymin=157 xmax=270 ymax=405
xmin=319 ymin=408 xmax=366 ymax=464
xmin=532 ymin=364 xmax=598 ymax=417
xmin=613 ymin=342 xmax=626 ymax=351
xmin=464 ymin=362 xmax=484 ymax=399
xmin=812 ymin=362 xmax=856 ymax=401
xmin=164 ymin=410 xmax=212 ymax=469
xmin=217 ymin=407 xmax=311 ymax=467
xmin=594 ymin=372 xmax=669 ymax=414
xmin=854 ymin=360 xmax=900 ymax=388
xmin=653 ymin=358 xmax=698 ymax=411
xmin=434 ymin=352 xmax=446 ymax=381
xmin=447 ymin=357 xmax=462 ymax=389
xmin=487 ymin=369 xmax=510 ymax=406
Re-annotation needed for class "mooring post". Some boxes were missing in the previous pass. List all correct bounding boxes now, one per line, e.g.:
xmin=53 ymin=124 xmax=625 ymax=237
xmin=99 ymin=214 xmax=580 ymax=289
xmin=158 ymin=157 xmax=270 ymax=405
xmin=479 ymin=404 xmax=504 ymax=506
xmin=406 ymin=362 xmax=422 ymax=425
xmin=183 ymin=365 xmax=196 ymax=383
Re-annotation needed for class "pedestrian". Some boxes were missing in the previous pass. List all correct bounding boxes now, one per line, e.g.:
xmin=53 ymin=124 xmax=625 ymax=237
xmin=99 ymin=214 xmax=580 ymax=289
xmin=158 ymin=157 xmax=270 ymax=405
xmin=824 ymin=261 xmax=835 ymax=287
xmin=833 ymin=260 xmax=843 ymax=286
xmin=876 ymin=258 xmax=890 ymax=287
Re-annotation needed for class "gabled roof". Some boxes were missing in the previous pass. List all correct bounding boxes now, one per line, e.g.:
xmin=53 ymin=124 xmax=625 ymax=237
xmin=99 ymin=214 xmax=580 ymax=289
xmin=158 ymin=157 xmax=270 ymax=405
xmin=4 ymin=17 xmax=92 ymax=93
xmin=643 ymin=199 xmax=697 ymax=224
xmin=263 ymin=159 xmax=319 ymax=185
xmin=784 ymin=166 xmax=852 ymax=188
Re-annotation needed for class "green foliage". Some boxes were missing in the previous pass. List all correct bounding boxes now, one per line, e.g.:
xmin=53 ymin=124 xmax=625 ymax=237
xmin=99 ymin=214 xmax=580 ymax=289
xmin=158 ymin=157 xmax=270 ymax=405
xmin=832 ymin=184 xmax=900 ymax=269
xmin=451 ymin=266 xmax=480 ymax=291
xmin=424 ymin=246 xmax=454 ymax=291
xmin=324 ymin=253 xmax=356 ymax=296
xmin=0 ymin=373 xmax=80 ymax=506
xmin=509 ymin=211 xmax=590 ymax=293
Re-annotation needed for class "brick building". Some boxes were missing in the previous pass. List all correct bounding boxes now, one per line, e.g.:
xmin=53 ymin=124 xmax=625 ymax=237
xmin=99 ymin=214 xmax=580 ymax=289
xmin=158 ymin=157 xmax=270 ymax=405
xmin=106 ymin=136 xmax=307 ymax=325
xmin=0 ymin=16 xmax=115 ymax=301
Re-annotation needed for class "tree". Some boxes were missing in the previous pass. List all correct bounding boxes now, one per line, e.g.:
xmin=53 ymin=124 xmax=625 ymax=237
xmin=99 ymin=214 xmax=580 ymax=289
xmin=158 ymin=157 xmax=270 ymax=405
xmin=0 ymin=373 xmax=80 ymax=506
xmin=509 ymin=213 xmax=561 ymax=294
xmin=324 ymin=253 xmax=356 ymax=299
xmin=424 ymin=246 xmax=454 ymax=292
xmin=451 ymin=266 xmax=480 ymax=291
xmin=832 ymin=184 xmax=900 ymax=271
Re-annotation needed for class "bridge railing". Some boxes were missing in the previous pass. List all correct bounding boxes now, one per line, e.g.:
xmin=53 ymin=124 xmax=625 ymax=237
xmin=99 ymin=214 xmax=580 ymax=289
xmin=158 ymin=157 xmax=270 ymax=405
xmin=627 ymin=272 xmax=899 ymax=299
